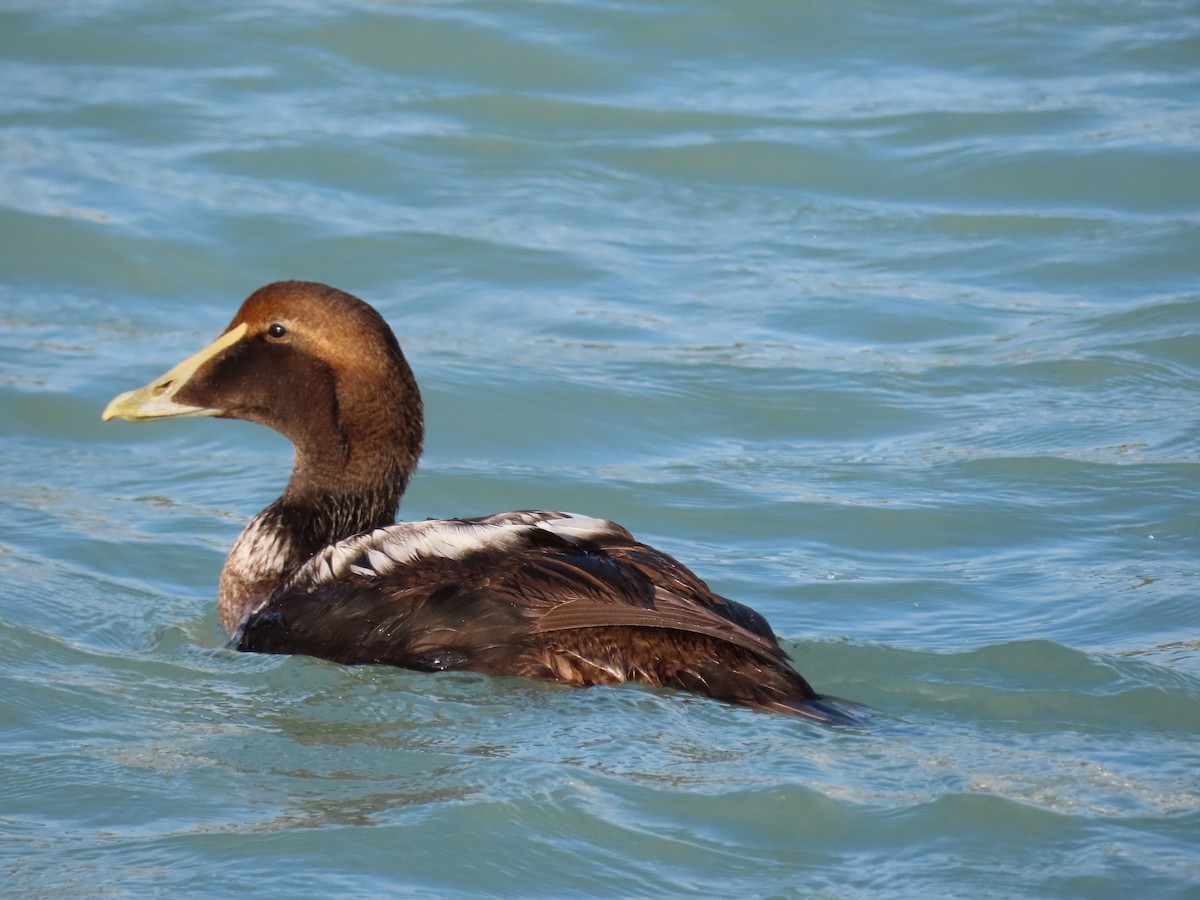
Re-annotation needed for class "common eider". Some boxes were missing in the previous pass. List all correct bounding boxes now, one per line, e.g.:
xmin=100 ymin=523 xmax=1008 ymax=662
xmin=104 ymin=281 xmax=854 ymax=722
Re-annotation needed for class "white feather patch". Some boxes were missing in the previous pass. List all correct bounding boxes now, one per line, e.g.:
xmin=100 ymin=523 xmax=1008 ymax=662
xmin=535 ymin=512 xmax=627 ymax=542
xmin=288 ymin=510 xmax=633 ymax=591
xmin=367 ymin=547 xmax=394 ymax=573
xmin=468 ymin=510 xmax=629 ymax=542
xmin=227 ymin=515 xmax=294 ymax=585
xmin=293 ymin=519 xmax=523 ymax=587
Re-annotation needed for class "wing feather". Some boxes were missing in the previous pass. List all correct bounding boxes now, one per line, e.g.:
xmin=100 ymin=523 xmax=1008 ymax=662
xmin=237 ymin=511 xmax=837 ymax=716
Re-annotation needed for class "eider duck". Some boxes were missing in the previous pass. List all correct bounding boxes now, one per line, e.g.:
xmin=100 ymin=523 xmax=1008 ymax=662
xmin=103 ymin=281 xmax=852 ymax=722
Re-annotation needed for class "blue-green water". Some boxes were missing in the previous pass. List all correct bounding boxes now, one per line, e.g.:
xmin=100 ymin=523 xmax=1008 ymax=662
xmin=2 ymin=1 xmax=1198 ymax=896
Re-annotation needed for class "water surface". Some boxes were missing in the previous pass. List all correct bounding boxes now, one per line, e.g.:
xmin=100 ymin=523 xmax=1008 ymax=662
xmin=2 ymin=1 xmax=1198 ymax=896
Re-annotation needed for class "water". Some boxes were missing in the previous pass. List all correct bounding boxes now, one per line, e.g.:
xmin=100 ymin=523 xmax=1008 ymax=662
xmin=2 ymin=0 xmax=1198 ymax=896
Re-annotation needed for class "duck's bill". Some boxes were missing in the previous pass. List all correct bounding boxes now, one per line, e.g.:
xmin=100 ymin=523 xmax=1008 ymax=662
xmin=102 ymin=322 xmax=247 ymax=422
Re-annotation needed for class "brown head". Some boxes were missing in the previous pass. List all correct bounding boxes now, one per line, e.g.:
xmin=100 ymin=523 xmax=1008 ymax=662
xmin=103 ymin=281 xmax=424 ymax=509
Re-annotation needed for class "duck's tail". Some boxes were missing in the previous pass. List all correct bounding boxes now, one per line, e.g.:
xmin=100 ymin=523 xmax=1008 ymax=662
xmin=763 ymin=694 xmax=872 ymax=725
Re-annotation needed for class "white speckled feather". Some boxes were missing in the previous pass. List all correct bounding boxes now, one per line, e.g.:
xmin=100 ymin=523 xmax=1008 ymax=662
xmin=285 ymin=513 xmax=618 ymax=590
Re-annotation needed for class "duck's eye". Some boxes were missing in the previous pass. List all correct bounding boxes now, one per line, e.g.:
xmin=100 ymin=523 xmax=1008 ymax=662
xmin=266 ymin=323 xmax=287 ymax=340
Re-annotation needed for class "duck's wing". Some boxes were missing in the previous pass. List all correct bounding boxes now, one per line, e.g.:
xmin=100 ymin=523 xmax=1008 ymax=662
xmin=472 ymin=510 xmax=783 ymax=642
xmin=238 ymin=515 xmax=772 ymax=661
xmin=236 ymin=512 xmax=839 ymax=717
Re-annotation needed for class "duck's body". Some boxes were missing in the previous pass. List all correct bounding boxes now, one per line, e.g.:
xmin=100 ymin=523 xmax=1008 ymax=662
xmin=235 ymin=509 xmax=821 ymax=714
xmin=104 ymin=281 xmax=850 ymax=722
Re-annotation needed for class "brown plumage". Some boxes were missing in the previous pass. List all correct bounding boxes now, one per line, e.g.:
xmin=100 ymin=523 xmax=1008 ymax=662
xmin=103 ymin=281 xmax=856 ymax=722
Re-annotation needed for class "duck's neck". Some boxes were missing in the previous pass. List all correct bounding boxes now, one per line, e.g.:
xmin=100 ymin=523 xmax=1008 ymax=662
xmin=217 ymin=482 xmax=403 ymax=635
xmin=216 ymin=340 xmax=424 ymax=634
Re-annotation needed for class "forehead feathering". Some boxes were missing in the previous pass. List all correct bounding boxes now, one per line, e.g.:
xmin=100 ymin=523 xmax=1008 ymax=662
xmin=230 ymin=280 xmax=405 ymax=372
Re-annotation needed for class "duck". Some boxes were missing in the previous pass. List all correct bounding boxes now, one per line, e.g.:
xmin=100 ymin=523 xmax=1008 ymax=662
xmin=103 ymin=281 xmax=854 ymax=722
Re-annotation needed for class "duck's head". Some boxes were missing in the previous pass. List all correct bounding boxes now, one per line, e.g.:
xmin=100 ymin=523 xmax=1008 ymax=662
xmin=103 ymin=281 xmax=424 ymax=501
